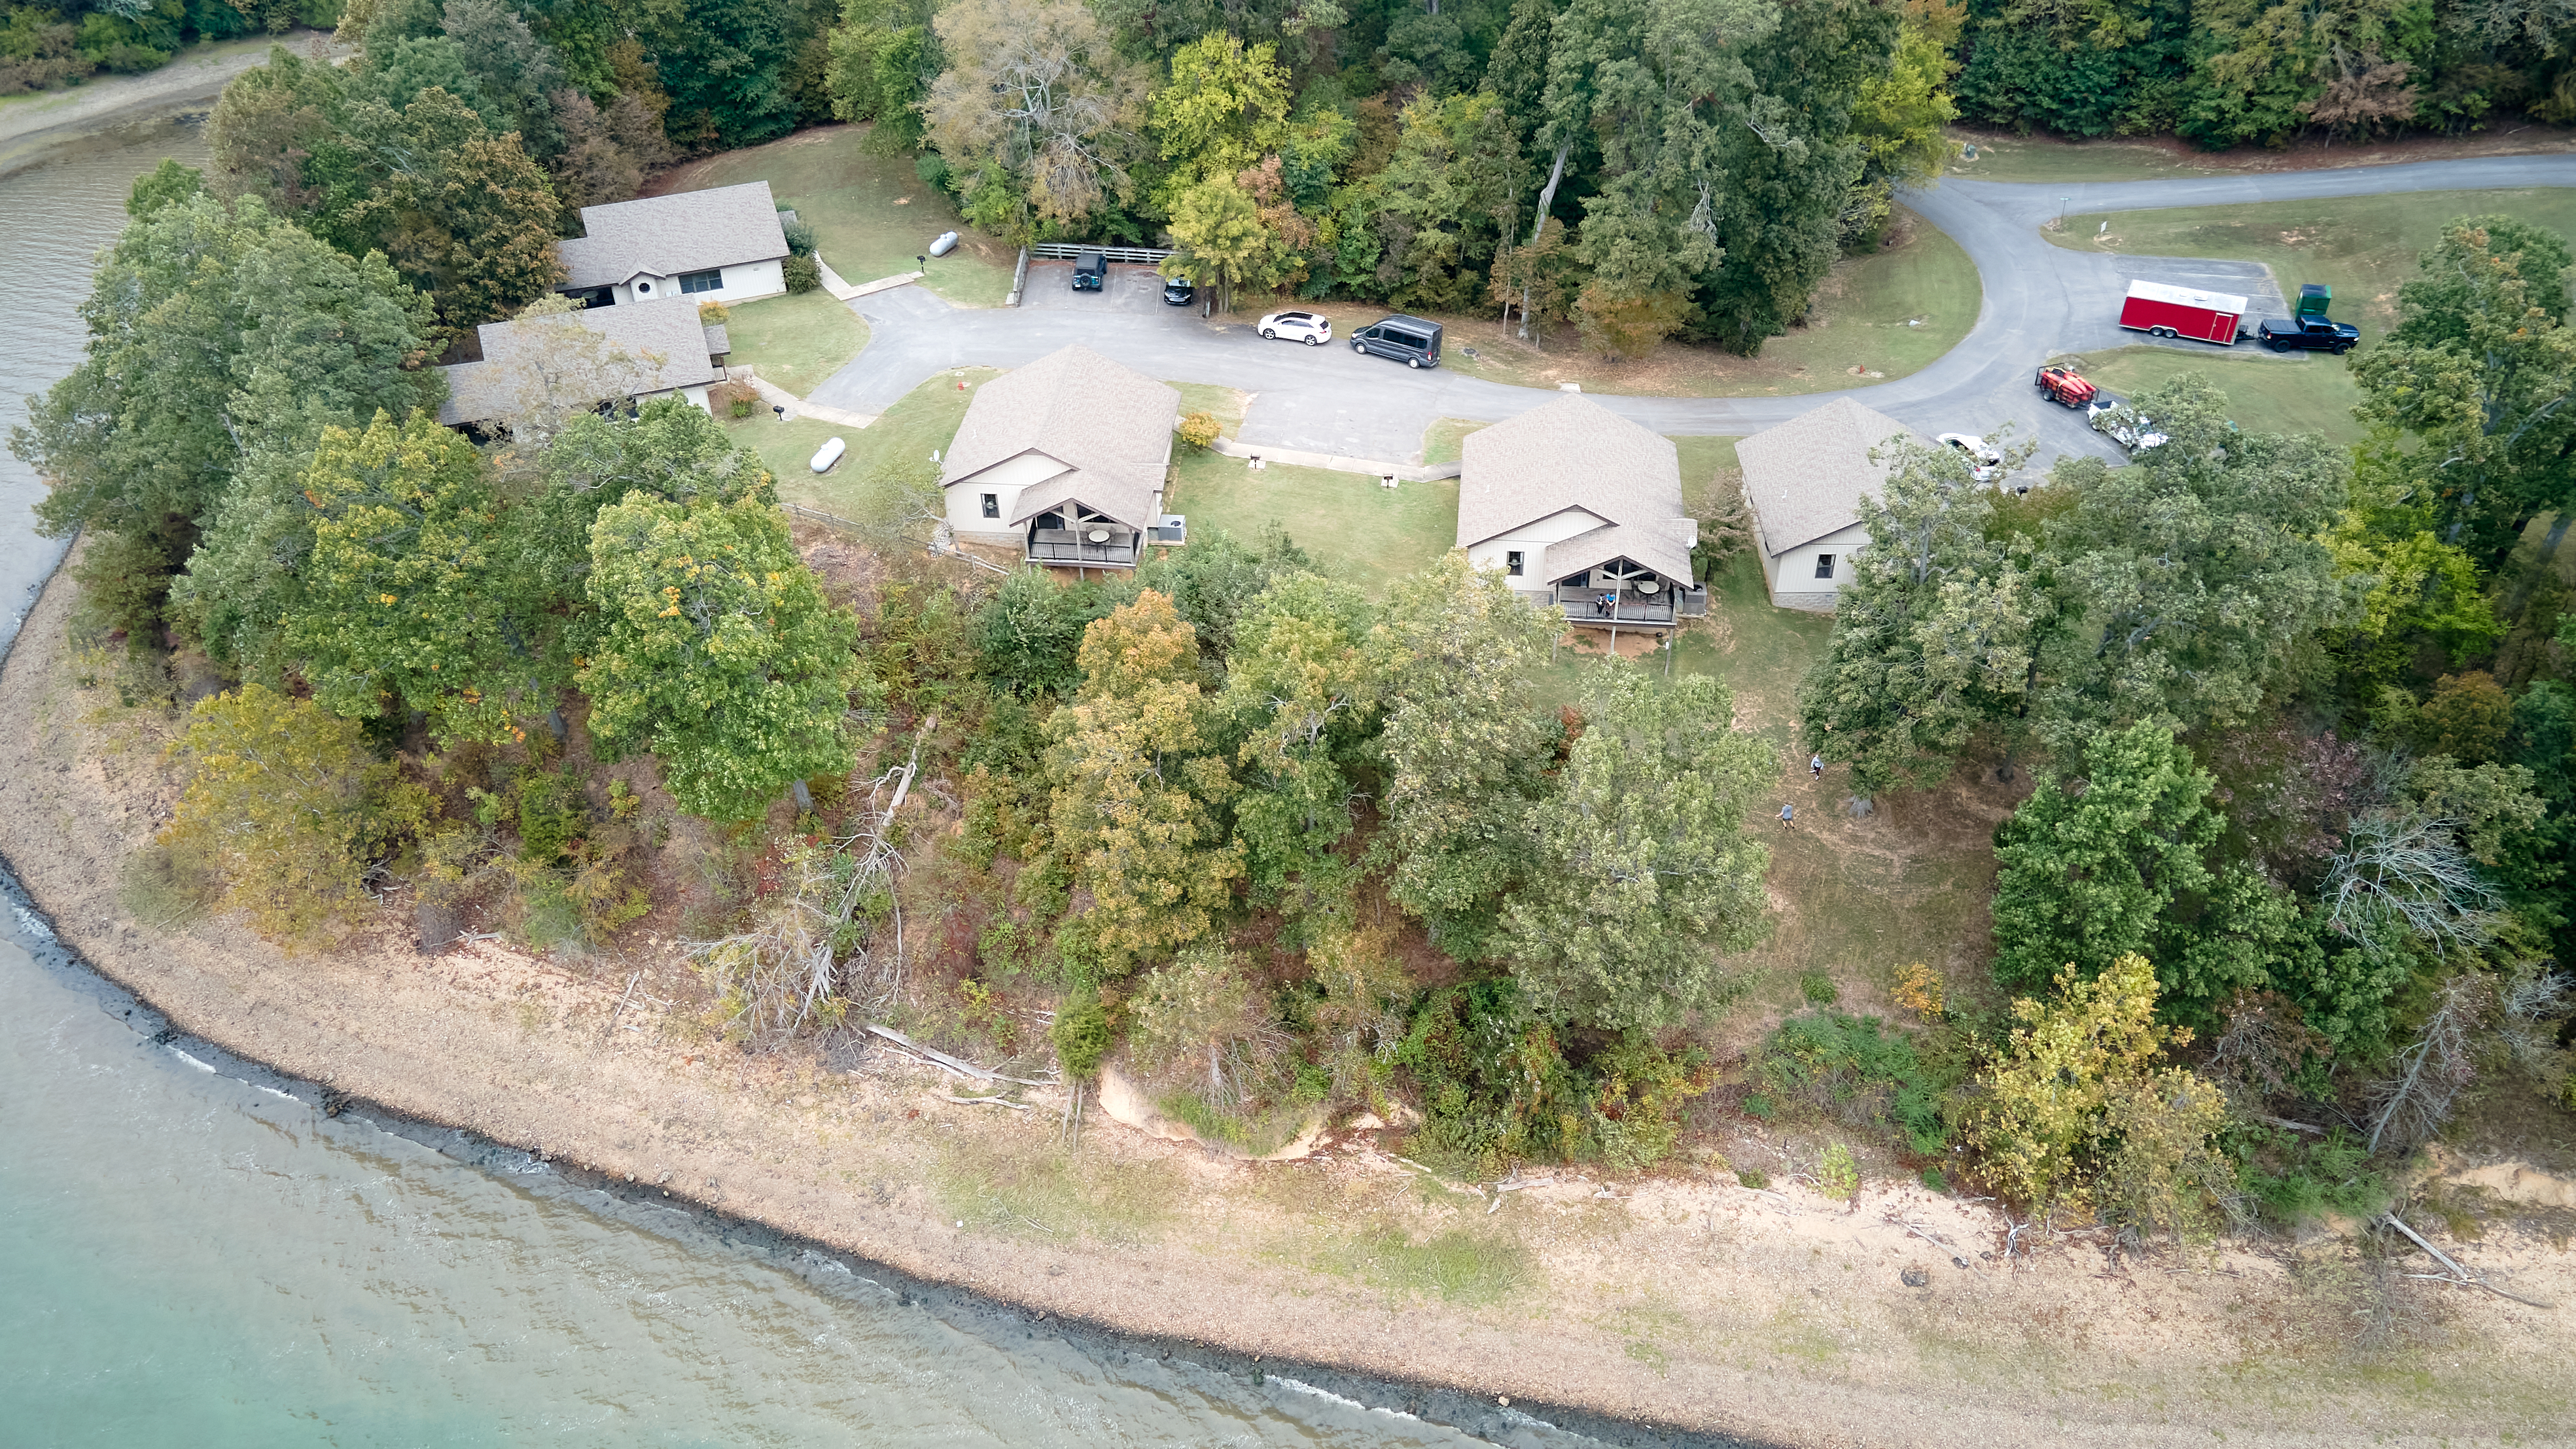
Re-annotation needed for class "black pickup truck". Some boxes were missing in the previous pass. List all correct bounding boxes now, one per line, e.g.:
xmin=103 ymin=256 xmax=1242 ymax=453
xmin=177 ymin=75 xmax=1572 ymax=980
xmin=2256 ymin=315 xmax=2359 ymax=354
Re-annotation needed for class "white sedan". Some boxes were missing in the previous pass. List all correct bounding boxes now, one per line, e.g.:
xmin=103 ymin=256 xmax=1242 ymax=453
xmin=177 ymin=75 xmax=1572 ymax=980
xmin=1257 ymin=309 xmax=1332 ymax=345
xmin=1935 ymin=432 xmax=2002 ymax=482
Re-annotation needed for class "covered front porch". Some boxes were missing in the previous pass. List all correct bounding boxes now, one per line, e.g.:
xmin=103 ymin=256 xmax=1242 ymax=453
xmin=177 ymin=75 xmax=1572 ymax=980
xmin=1548 ymin=555 xmax=1705 ymax=629
xmin=1023 ymin=503 xmax=1140 ymax=570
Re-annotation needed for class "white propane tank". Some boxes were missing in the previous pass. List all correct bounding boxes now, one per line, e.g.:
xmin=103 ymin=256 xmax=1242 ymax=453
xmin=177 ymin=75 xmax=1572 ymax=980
xmin=809 ymin=436 xmax=847 ymax=474
xmin=928 ymin=231 xmax=960 ymax=257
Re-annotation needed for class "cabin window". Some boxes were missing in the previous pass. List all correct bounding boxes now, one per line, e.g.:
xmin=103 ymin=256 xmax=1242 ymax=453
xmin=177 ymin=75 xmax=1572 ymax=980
xmin=1505 ymin=550 xmax=1523 ymax=577
xmin=1814 ymin=554 xmax=1836 ymax=580
xmin=980 ymin=493 xmax=999 ymax=519
xmin=679 ymin=268 xmax=724 ymax=294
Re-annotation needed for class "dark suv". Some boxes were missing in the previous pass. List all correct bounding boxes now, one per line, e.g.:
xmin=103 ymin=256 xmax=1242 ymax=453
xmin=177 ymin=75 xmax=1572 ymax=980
xmin=2256 ymin=316 xmax=2359 ymax=354
xmin=1349 ymin=314 xmax=1441 ymax=368
xmin=1071 ymin=250 xmax=1107 ymax=291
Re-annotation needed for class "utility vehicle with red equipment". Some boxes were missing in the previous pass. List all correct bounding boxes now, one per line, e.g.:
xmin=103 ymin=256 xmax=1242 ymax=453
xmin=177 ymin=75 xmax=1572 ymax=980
xmin=2035 ymin=364 xmax=2096 ymax=408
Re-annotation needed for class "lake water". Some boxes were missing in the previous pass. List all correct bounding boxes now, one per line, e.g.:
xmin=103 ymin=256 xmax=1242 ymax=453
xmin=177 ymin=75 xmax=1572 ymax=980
xmin=0 ymin=126 xmax=1614 ymax=1449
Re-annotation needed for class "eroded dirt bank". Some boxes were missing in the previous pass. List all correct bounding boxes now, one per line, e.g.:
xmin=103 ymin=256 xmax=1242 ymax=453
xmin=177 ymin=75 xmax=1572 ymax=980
xmin=3 ymin=563 xmax=2569 ymax=1448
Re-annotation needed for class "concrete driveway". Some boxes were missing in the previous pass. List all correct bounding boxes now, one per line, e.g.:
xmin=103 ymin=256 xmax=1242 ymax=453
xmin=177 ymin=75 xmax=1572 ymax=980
xmin=805 ymin=155 xmax=2576 ymax=470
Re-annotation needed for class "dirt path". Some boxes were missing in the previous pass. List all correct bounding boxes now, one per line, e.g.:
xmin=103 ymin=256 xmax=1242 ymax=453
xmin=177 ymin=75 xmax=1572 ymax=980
xmin=2 ymin=561 xmax=2570 ymax=1447
xmin=0 ymin=31 xmax=345 ymax=177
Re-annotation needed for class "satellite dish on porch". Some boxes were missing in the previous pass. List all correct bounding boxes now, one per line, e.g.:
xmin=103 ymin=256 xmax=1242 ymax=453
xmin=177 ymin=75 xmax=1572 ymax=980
xmin=1635 ymin=579 xmax=1661 ymax=595
xmin=1086 ymin=528 xmax=1111 ymax=544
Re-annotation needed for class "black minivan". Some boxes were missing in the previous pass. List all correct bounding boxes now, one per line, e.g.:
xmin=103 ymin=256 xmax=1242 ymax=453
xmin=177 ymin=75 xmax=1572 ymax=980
xmin=1350 ymin=315 xmax=1441 ymax=368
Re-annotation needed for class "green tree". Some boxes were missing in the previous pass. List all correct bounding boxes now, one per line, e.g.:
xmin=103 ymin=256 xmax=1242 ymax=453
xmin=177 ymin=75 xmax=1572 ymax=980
xmin=10 ymin=191 xmax=440 ymax=620
xmin=127 ymin=157 xmax=205 ymax=216
xmin=1148 ymin=32 xmax=1290 ymax=204
xmin=162 ymin=684 xmax=432 ymax=948
xmin=1498 ymin=664 xmax=1775 ymax=1030
xmin=358 ymin=88 xmax=568 ymax=326
xmin=1798 ymin=434 xmax=2049 ymax=797
xmin=1540 ymin=0 xmax=1775 ymax=353
xmin=581 ymin=496 xmax=859 ymax=821
xmin=279 ymin=411 xmax=557 ymax=742
xmin=2038 ymin=375 xmax=2349 ymax=744
xmin=1162 ymin=173 xmax=1267 ymax=313
xmin=1992 ymin=720 xmax=2322 ymax=1027
xmin=1128 ymin=941 xmax=1283 ymax=1107
xmin=1373 ymin=552 xmax=1562 ymax=958
xmin=972 ymin=567 xmax=1130 ymax=698
xmin=1693 ymin=0 xmax=1887 ymax=353
xmin=2352 ymin=217 xmax=2576 ymax=563
xmin=1221 ymin=572 xmax=1381 ymax=916
xmin=644 ymin=0 xmax=800 ymax=149
xmin=1044 ymin=590 xmax=1243 ymax=958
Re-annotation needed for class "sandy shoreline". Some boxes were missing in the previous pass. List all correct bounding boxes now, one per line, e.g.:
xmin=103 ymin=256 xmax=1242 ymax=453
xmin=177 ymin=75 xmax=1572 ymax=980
xmin=0 ymin=31 xmax=345 ymax=177
xmin=6 ymin=555 xmax=2573 ymax=1446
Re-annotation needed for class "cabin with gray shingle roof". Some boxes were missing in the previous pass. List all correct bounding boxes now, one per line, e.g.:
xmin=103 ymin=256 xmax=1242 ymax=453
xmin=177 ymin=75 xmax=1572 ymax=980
xmin=556 ymin=181 xmax=791 ymax=308
xmin=1456 ymin=394 xmax=1704 ymax=630
xmin=437 ymin=298 xmax=725 ymax=430
xmin=1736 ymin=396 xmax=1925 ymax=611
xmin=940 ymin=345 xmax=1181 ymax=572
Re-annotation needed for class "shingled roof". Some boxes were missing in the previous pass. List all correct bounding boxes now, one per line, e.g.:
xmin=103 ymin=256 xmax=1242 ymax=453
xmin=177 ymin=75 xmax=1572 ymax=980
xmin=1458 ymin=394 xmax=1694 ymax=582
xmin=940 ymin=345 xmax=1180 ymax=530
xmin=438 ymin=298 xmax=722 ymax=427
xmin=1735 ymin=396 xmax=1925 ymax=557
xmin=556 ymin=181 xmax=790 ymax=290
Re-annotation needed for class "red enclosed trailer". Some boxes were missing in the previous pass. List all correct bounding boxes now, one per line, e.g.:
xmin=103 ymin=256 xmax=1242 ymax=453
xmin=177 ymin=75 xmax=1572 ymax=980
xmin=2117 ymin=279 xmax=2246 ymax=345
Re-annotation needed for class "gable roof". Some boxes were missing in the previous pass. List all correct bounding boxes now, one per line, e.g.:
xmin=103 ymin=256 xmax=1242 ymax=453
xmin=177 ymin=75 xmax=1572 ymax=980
xmin=1735 ymin=396 xmax=1925 ymax=557
xmin=438 ymin=298 xmax=723 ymax=426
xmin=940 ymin=345 xmax=1180 ymax=529
xmin=556 ymin=181 xmax=791 ymax=290
xmin=1458 ymin=394 xmax=1693 ymax=580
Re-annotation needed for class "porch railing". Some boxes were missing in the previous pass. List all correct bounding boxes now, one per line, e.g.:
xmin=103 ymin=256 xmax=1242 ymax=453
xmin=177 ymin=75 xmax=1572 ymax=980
xmin=1555 ymin=587 xmax=1678 ymax=626
xmin=1028 ymin=532 xmax=1140 ymax=568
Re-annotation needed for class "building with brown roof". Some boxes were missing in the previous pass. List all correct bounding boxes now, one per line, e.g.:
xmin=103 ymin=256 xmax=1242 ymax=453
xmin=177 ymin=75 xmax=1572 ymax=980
xmin=556 ymin=181 xmax=791 ymax=308
xmin=1457 ymin=394 xmax=1704 ymax=629
xmin=940 ymin=345 xmax=1181 ymax=571
xmin=437 ymin=298 xmax=726 ymax=431
xmin=1736 ymin=396 xmax=1923 ymax=611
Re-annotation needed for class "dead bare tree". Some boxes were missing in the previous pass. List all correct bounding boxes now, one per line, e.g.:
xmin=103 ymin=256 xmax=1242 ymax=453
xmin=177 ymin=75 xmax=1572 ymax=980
xmin=2366 ymin=973 xmax=2490 ymax=1155
xmin=2323 ymin=808 xmax=2502 ymax=958
xmin=689 ymin=759 xmax=921 ymax=1045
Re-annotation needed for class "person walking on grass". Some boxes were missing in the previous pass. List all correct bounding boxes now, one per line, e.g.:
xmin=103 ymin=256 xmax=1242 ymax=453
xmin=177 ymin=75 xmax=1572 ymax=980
xmin=1810 ymin=754 xmax=1824 ymax=779
xmin=1779 ymin=803 xmax=1795 ymax=828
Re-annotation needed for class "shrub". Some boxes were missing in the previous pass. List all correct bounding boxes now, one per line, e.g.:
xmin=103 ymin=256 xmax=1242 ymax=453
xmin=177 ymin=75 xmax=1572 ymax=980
xmin=162 ymin=685 xmax=432 ymax=948
xmin=1176 ymin=411 xmax=1220 ymax=451
xmin=1051 ymin=991 xmax=1112 ymax=1077
xmin=779 ymin=213 xmax=818 ymax=257
xmin=696 ymin=299 xmax=732 ymax=324
xmin=1819 ymin=1142 xmax=1860 ymax=1200
xmin=1759 ymin=1011 xmax=1950 ymax=1153
xmin=1799 ymin=969 xmax=1839 ymax=1007
xmin=1892 ymin=962 xmax=1944 ymax=1019
xmin=783 ymin=253 xmax=822 ymax=294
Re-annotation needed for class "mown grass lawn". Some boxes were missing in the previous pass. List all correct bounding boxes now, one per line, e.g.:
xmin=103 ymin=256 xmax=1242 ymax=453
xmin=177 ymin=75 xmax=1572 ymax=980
xmin=644 ymin=124 xmax=1015 ymax=307
xmin=2052 ymin=187 xmax=2576 ymax=340
xmin=1945 ymin=129 xmax=2225 ymax=184
xmin=1170 ymin=383 xmax=1248 ymax=439
xmin=720 ymin=290 xmax=869 ymax=398
xmin=2055 ymin=345 xmax=2367 ymax=444
xmin=1421 ymin=417 xmax=1485 ymax=465
xmin=745 ymin=368 xmax=996 ymax=520
xmin=1163 ymin=447 xmax=1458 ymax=596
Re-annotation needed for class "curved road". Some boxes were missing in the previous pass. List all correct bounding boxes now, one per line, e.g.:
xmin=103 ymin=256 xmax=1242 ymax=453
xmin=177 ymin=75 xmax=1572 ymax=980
xmin=807 ymin=156 xmax=2576 ymax=468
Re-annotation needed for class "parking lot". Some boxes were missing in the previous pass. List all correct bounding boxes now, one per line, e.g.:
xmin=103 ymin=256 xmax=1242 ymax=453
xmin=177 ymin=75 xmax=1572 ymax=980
xmin=1019 ymin=260 xmax=1190 ymax=315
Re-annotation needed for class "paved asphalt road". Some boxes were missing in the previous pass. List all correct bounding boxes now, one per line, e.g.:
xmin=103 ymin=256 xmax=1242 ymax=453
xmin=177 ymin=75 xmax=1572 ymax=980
xmin=805 ymin=155 xmax=2576 ymax=469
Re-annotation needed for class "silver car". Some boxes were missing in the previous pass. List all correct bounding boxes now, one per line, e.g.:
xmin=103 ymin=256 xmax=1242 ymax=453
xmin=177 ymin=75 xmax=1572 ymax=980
xmin=1936 ymin=432 xmax=2002 ymax=483
xmin=1257 ymin=309 xmax=1332 ymax=345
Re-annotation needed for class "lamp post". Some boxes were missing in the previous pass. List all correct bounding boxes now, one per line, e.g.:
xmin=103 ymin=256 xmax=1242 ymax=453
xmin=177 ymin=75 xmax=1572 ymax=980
xmin=2058 ymin=195 xmax=2072 ymax=230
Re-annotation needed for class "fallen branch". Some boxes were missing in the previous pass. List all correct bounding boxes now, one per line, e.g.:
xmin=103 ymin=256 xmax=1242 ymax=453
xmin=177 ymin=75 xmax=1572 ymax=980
xmin=940 ymin=1091 xmax=1032 ymax=1111
xmin=866 ymin=1021 xmax=1053 ymax=1086
xmin=2386 ymin=1212 xmax=2556 ymax=1309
